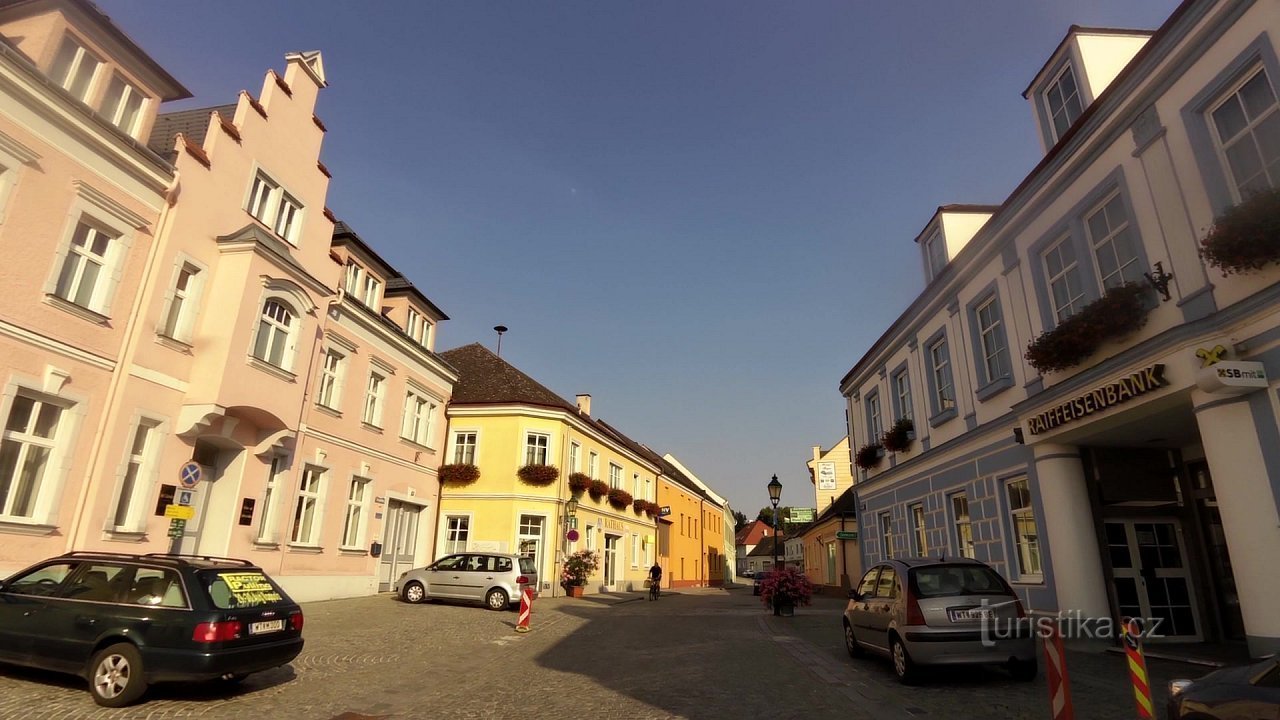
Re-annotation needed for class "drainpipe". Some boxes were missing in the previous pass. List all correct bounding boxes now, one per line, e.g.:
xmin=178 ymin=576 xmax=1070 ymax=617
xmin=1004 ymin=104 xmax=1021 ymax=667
xmin=66 ymin=171 xmax=181 ymax=552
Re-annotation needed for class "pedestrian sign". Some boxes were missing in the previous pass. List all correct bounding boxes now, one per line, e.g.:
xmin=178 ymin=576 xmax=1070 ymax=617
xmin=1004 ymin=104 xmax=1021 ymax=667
xmin=178 ymin=462 xmax=201 ymax=489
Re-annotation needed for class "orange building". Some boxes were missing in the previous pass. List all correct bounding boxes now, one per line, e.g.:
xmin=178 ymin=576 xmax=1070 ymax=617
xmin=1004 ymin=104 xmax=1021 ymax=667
xmin=655 ymin=456 xmax=725 ymax=588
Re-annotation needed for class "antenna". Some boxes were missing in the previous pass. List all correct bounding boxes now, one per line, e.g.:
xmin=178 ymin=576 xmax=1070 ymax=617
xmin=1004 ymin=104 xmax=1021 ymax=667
xmin=493 ymin=325 xmax=508 ymax=357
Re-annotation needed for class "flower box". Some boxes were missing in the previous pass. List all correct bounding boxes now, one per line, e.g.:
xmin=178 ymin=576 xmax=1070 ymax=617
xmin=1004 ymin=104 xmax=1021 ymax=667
xmin=588 ymin=479 xmax=610 ymax=500
xmin=632 ymin=498 xmax=649 ymax=515
xmin=567 ymin=472 xmax=592 ymax=495
xmin=1024 ymin=282 xmax=1153 ymax=374
xmin=516 ymin=464 xmax=559 ymax=486
xmin=1199 ymin=188 xmax=1280 ymax=274
xmin=854 ymin=443 xmax=884 ymax=470
xmin=607 ymin=488 xmax=633 ymax=509
xmin=438 ymin=463 xmax=480 ymax=486
xmin=881 ymin=417 xmax=915 ymax=454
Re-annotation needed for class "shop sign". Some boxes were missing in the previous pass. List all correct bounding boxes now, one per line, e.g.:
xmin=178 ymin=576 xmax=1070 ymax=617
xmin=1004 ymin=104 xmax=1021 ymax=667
xmin=1027 ymin=364 xmax=1167 ymax=436
xmin=817 ymin=462 xmax=836 ymax=490
xmin=1195 ymin=360 xmax=1268 ymax=395
xmin=788 ymin=507 xmax=815 ymax=523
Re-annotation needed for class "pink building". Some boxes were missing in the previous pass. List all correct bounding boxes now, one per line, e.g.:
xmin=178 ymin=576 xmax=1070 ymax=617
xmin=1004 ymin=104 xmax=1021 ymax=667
xmin=0 ymin=0 xmax=456 ymax=601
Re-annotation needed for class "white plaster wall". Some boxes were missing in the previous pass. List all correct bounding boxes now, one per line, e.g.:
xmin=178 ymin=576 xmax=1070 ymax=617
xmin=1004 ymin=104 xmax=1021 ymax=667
xmin=1076 ymin=34 xmax=1152 ymax=102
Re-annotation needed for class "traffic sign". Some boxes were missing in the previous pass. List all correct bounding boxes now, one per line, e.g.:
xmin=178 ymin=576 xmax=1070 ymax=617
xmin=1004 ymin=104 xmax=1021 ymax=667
xmin=835 ymin=531 xmax=858 ymax=541
xmin=164 ymin=504 xmax=195 ymax=520
xmin=178 ymin=462 xmax=201 ymax=489
xmin=566 ymin=529 xmax=579 ymax=542
xmin=167 ymin=518 xmax=187 ymax=538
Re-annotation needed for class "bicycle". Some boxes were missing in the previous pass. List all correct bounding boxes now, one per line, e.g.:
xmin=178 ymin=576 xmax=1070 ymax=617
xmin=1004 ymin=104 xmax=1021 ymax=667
xmin=648 ymin=577 xmax=661 ymax=600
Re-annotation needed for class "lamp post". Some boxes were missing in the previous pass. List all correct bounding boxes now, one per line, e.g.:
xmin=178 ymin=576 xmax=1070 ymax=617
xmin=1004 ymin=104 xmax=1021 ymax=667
xmin=767 ymin=474 xmax=782 ymax=616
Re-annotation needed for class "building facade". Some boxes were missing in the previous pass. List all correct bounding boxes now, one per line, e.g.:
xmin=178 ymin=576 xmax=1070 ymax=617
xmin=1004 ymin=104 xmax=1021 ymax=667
xmin=839 ymin=0 xmax=1280 ymax=657
xmin=655 ymin=456 xmax=726 ymax=588
xmin=798 ymin=487 xmax=860 ymax=592
xmin=807 ymin=436 xmax=854 ymax=511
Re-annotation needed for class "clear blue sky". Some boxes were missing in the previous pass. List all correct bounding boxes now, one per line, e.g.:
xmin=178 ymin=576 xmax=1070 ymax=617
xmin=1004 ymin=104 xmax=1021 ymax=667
xmin=103 ymin=0 xmax=1180 ymax=518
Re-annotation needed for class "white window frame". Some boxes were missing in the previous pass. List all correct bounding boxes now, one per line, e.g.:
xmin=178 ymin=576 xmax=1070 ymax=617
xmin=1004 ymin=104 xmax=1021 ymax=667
xmin=362 ymin=273 xmax=381 ymax=309
xmin=110 ymin=416 xmax=163 ymax=532
xmin=251 ymin=298 xmax=298 ymax=371
xmin=362 ymin=372 xmax=385 ymax=427
xmin=585 ymin=524 xmax=595 ymax=552
xmin=976 ymin=297 xmax=1009 ymax=383
xmin=588 ymin=451 xmax=599 ymax=479
xmin=340 ymin=476 xmax=371 ymax=550
xmin=290 ymin=465 xmax=325 ymax=546
xmin=1042 ymin=234 xmax=1086 ymax=322
xmin=524 ymin=432 xmax=549 ymax=466
xmin=50 ymin=34 xmax=101 ymax=103
xmin=406 ymin=308 xmax=431 ymax=347
xmin=245 ymin=169 xmax=304 ymax=245
xmin=893 ymin=369 xmax=912 ymax=422
xmin=343 ymin=260 xmax=364 ymax=298
xmin=157 ymin=258 xmax=205 ymax=343
xmin=568 ymin=441 xmax=581 ymax=475
xmin=910 ymin=503 xmax=927 ymax=557
xmin=866 ymin=392 xmax=883 ymax=443
xmin=924 ymin=230 xmax=946 ymax=281
xmin=0 ymin=390 xmax=73 ymax=524
xmin=951 ymin=493 xmax=975 ymax=559
xmin=929 ymin=337 xmax=955 ymax=412
xmin=631 ymin=533 xmax=639 ymax=568
xmin=1006 ymin=477 xmax=1042 ymax=580
xmin=48 ymin=213 xmax=126 ymax=318
xmin=1044 ymin=62 xmax=1083 ymax=142
xmin=400 ymin=390 xmax=434 ymax=446
xmin=443 ymin=514 xmax=470 ymax=555
xmin=0 ymin=134 xmax=39 ymax=228
xmin=517 ymin=514 xmax=546 ymax=579
xmin=1208 ymin=65 xmax=1280 ymax=202
xmin=316 ymin=348 xmax=345 ymax=411
xmin=451 ymin=430 xmax=478 ymax=465
xmin=609 ymin=462 xmax=623 ymax=490
xmin=1085 ymin=191 xmax=1142 ymax=290
xmin=256 ymin=455 xmax=287 ymax=544
xmin=879 ymin=512 xmax=893 ymax=560
xmin=101 ymin=73 xmax=149 ymax=137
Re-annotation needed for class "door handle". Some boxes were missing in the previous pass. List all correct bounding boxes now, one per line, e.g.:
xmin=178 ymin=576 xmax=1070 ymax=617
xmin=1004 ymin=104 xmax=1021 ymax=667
xmin=486 ymin=576 xmax=494 ymax=580
xmin=76 ymin=616 xmax=96 ymax=627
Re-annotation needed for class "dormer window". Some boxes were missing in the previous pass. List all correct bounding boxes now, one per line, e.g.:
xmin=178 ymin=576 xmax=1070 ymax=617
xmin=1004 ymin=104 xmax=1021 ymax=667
xmin=102 ymin=74 xmax=148 ymax=137
xmin=246 ymin=171 xmax=303 ymax=245
xmin=1044 ymin=64 xmax=1084 ymax=142
xmin=361 ymin=274 xmax=381 ymax=309
xmin=343 ymin=260 xmax=363 ymax=297
xmin=924 ymin=230 xmax=946 ymax=281
xmin=406 ymin=308 xmax=431 ymax=348
xmin=50 ymin=35 xmax=101 ymax=104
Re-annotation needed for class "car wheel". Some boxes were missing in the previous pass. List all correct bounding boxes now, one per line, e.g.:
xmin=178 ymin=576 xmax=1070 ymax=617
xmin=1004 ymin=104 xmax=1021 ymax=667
xmin=486 ymin=588 xmax=509 ymax=611
xmin=890 ymin=636 xmax=919 ymax=685
xmin=403 ymin=581 xmax=426 ymax=604
xmin=843 ymin=621 xmax=864 ymax=658
xmin=220 ymin=673 xmax=250 ymax=684
xmin=88 ymin=643 xmax=147 ymax=708
xmin=1009 ymin=658 xmax=1037 ymax=682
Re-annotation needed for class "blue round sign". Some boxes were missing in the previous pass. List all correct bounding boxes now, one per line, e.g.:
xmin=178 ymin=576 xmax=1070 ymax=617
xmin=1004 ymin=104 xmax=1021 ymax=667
xmin=179 ymin=462 xmax=202 ymax=489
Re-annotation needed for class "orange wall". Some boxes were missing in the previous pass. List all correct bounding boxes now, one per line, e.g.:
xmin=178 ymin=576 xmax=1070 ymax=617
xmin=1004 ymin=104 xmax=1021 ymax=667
xmin=656 ymin=477 xmax=725 ymax=587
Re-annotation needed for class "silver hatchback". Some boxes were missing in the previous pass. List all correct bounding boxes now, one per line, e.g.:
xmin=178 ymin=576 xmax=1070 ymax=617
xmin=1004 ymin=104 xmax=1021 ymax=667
xmin=395 ymin=553 xmax=538 ymax=611
xmin=843 ymin=557 xmax=1036 ymax=683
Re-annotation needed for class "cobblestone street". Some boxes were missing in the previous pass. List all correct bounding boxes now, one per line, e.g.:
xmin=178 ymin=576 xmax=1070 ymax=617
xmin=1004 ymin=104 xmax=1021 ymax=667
xmin=0 ymin=586 xmax=1213 ymax=719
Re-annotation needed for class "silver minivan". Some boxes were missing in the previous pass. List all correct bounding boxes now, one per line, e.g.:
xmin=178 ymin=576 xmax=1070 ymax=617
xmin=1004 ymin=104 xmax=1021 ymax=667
xmin=395 ymin=553 xmax=538 ymax=611
xmin=843 ymin=557 xmax=1036 ymax=683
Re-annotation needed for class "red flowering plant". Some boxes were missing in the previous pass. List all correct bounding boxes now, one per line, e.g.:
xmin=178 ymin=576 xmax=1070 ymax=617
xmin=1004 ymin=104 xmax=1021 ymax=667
xmin=1199 ymin=188 xmax=1280 ymax=274
xmin=567 ymin=472 xmax=592 ymax=495
xmin=438 ymin=463 xmax=480 ymax=486
xmin=607 ymin=488 xmax=633 ymax=510
xmin=588 ymin=479 xmax=610 ymax=500
xmin=1024 ymin=282 xmax=1153 ymax=374
xmin=854 ymin=443 xmax=884 ymax=470
xmin=632 ymin=498 xmax=649 ymax=515
xmin=516 ymin=464 xmax=559 ymax=486
xmin=759 ymin=567 xmax=813 ymax=609
xmin=880 ymin=417 xmax=915 ymax=453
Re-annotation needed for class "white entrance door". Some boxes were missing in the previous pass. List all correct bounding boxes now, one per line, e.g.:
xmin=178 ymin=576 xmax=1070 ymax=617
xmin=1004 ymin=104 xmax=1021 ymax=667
xmin=1104 ymin=519 xmax=1201 ymax=641
xmin=604 ymin=535 xmax=619 ymax=589
xmin=378 ymin=501 xmax=422 ymax=591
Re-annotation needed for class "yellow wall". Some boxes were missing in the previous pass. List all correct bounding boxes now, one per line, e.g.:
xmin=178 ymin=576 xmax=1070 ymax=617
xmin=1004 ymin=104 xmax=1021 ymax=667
xmin=800 ymin=515 xmax=861 ymax=590
xmin=656 ymin=477 xmax=726 ymax=587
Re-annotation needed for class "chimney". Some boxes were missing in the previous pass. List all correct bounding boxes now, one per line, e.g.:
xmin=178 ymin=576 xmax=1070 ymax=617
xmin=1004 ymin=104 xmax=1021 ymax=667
xmin=576 ymin=394 xmax=592 ymax=415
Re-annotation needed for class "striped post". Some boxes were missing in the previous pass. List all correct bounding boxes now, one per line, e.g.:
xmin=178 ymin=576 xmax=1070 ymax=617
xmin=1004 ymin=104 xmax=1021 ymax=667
xmin=515 ymin=586 xmax=533 ymax=633
xmin=1122 ymin=619 xmax=1154 ymax=718
xmin=1043 ymin=621 xmax=1074 ymax=720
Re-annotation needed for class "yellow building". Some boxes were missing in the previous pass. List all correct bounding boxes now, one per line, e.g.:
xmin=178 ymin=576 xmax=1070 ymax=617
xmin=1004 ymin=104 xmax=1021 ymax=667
xmin=655 ymin=456 xmax=726 ymax=588
xmin=798 ymin=487 xmax=860 ymax=592
xmin=807 ymin=436 xmax=854 ymax=511
xmin=435 ymin=344 xmax=660 ymax=597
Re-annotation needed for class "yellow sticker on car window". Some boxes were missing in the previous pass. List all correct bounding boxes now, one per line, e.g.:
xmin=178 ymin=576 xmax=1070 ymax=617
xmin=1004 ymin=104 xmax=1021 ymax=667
xmin=218 ymin=572 xmax=282 ymax=605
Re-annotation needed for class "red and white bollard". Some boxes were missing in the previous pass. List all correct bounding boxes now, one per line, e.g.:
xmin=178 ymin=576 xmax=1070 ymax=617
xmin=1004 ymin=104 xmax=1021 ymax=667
xmin=515 ymin=586 xmax=533 ymax=633
xmin=1043 ymin=621 xmax=1074 ymax=720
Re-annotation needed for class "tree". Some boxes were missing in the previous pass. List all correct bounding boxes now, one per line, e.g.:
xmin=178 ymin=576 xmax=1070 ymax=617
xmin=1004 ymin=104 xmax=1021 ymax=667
xmin=733 ymin=510 xmax=748 ymax=531
xmin=756 ymin=507 xmax=775 ymax=527
xmin=757 ymin=506 xmax=807 ymax=536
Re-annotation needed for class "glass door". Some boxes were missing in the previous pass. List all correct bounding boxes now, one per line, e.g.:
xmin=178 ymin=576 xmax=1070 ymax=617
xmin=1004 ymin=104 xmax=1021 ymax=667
xmin=1104 ymin=520 xmax=1201 ymax=641
xmin=604 ymin=535 xmax=618 ymax=588
xmin=379 ymin=501 xmax=422 ymax=591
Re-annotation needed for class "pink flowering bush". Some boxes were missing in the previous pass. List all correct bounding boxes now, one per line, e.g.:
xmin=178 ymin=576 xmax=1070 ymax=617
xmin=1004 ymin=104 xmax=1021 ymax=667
xmin=759 ymin=567 xmax=813 ymax=608
xmin=561 ymin=549 xmax=600 ymax=587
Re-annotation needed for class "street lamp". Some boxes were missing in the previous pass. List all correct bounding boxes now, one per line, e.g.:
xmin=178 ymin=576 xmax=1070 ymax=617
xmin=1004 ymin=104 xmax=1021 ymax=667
xmin=767 ymin=474 xmax=782 ymax=616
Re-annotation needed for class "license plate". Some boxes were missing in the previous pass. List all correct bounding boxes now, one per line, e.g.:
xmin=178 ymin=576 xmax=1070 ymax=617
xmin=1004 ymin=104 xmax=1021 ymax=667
xmin=249 ymin=619 xmax=285 ymax=635
xmin=948 ymin=608 xmax=993 ymax=622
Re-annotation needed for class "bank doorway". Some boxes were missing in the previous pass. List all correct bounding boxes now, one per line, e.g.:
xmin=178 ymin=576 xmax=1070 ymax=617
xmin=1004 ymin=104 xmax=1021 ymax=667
xmin=378 ymin=500 xmax=423 ymax=592
xmin=1103 ymin=519 xmax=1201 ymax=641
xmin=603 ymin=535 xmax=619 ymax=588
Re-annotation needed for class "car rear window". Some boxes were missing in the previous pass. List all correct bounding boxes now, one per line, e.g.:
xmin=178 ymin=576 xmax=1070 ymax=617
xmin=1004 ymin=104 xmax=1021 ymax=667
xmin=911 ymin=565 xmax=1011 ymax=598
xmin=199 ymin=569 xmax=290 ymax=609
xmin=518 ymin=557 xmax=536 ymax=575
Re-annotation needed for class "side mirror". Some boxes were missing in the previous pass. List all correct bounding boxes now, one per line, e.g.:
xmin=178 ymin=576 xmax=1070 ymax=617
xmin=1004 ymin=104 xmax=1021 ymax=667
xmin=847 ymin=589 xmax=862 ymax=601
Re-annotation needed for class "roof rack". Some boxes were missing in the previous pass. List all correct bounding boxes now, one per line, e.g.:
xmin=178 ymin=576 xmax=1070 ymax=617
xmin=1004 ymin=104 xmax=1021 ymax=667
xmin=61 ymin=551 xmax=149 ymax=560
xmin=143 ymin=553 xmax=252 ymax=567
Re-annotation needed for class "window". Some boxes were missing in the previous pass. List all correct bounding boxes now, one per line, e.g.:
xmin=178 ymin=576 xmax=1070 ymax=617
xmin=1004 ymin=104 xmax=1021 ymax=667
xmin=127 ymin=567 xmax=185 ymax=608
xmin=865 ymin=391 xmax=883 ymax=444
xmin=569 ymin=441 xmax=581 ymax=475
xmin=101 ymin=74 xmax=147 ymax=136
xmin=585 ymin=524 xmax=595 ymax=552
xmin=973 ymin=293 xmax=1011 ymax=389
xmin=343 ymin=260 xmax=364 ymax=297
xmin=875 ymin=565 xmax=898 ymax=599
xmin=290 ymin=466 xmax=324 ymax=545
xmin=910 ymin=504 xmax=927 ymax=557
xmin=609 ymin=463 xmax=623 ymax=489
xmin=1006 ymin=478 xmax=1041 ymax=577
xmin=63 ymin=563 xmax=127 ymax=603
xmin=246 ymin=171 xmax=303 ymax=244
xmin=588 ymin=451 xmax=599 ymax=479
xmin=50 ymin=35 xmax=100 ymax=103
xmin=453 ymin=432 xmax=477 ymax=465
xmin=112 ymin=420 xmax=157 ymax=529
xmin=444 ymin=516 xmax=469 ymax=555
xmin=401 ymin=391 xmax=434 ymax=446
xmin=406 ymin=308 xmax=430 ymax=347
xmin=256 ymin=455 xmax=285 ymax=544
xmin=160 ymin=263 xmax=201 ymax=341
xmin=1086 ymin=192 xmax=1142 ymax=289
xmin=879 ymin=512 xmax=893 ymax=559
xmin=252 ymin=299 xmax=295 ymax=369
xmin=525 ymin=432 xmax=549 ymax=466
xmin=928 ymin=336 xmax=955 ymax=415
xmin=362 ymin=372 xmax=385 ymax=427
xmin=517 ymin=515 xmax=545 ymax=576
xmin=631 ymin=534 xmax=639 ymax=568
xmin=316 ymin=349 xmax=344 ymax=410
xmin=341 ymin=477 xmax=370 ymax=548
xmin=0 ymin=393 xmax=64 ymax=520
xmin=361 ymin=273 xmax=381 ymax=309
xmin=951 ymin=494 xmax=975 ymax=559
xmin=892 ymin=369 xmax=912 ymax=422
xmin=924 ymin=230 xmax=946 ymax=281
xmin=856 ymin=568 xmax=880 ymax=598
xmin=1044 ymin=63 xmax=1083 ymax=142
xmin=1043 ymin=235 xmax=1086 ymax=322
xmin=1209 ymin=66 xmax=1280 ymax=199
xmin=54 ymin=220 xmax=115 ymax=312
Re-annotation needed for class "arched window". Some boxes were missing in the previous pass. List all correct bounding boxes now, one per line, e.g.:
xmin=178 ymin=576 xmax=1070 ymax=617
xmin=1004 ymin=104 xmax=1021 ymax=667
xmin=253 ymin=299 xmax=295 ymax=369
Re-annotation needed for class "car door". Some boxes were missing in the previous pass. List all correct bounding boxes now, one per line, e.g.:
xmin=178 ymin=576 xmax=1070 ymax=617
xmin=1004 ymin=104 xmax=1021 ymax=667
xmin=37 ymin=562 xmax=133 ymax=673
xmin=869 ymin=565 xmax=899 ymax=647
xmin=424 ymin=555 xmax=467 ymax=598
xmin=0 ymin=561 xmax=77 ymax=667
xmin=456 ymin=555 xmax=492 ymax=602
xmin=849 ymin=566 xmax=882 ymax=648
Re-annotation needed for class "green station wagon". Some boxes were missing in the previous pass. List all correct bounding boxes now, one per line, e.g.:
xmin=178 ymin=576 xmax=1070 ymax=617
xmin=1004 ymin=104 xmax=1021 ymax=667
xmin=0 ymin=551 xmax=304 ymax=707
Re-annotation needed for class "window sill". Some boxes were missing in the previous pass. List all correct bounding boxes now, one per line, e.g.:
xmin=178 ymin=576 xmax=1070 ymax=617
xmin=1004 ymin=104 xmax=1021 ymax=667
xmin=103 ymin=529 xmax=147 ymax=542
xmin=252 ymin=540 xmax=281 ymax=550
xmin=44 ymin=294 xmax=109 ymax=325
xmin=975 ymin=376 xmax=1014 ymax=402
xmin=155 ymin=333 xmax=194 ymax=354
xmin=338 ymin=547 xmax=368 ymax=556
xmin=1011 ymin=576 xmax=1044 ymax=586
xmin=287 ymin=543 xmax=324 ymax=554
xmin=399 ymin=437 xmax=434 ymax=453
xmin=248 ymin=356 xmax=297 ymax=382
xmin=927 ymin=407 xmax=958 ymax=429
xmin=361 ymin=421 xmax=384 ymax=434
xmin=314 ymin=404 xmax=342 ymax=418
xmin=0 ymin=519 xmax=58 ymax=536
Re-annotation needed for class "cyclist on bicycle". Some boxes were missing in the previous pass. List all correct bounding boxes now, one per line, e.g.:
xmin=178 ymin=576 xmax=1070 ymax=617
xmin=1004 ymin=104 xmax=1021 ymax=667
xmin=648 ymin=562 xmax=662 ymax=600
